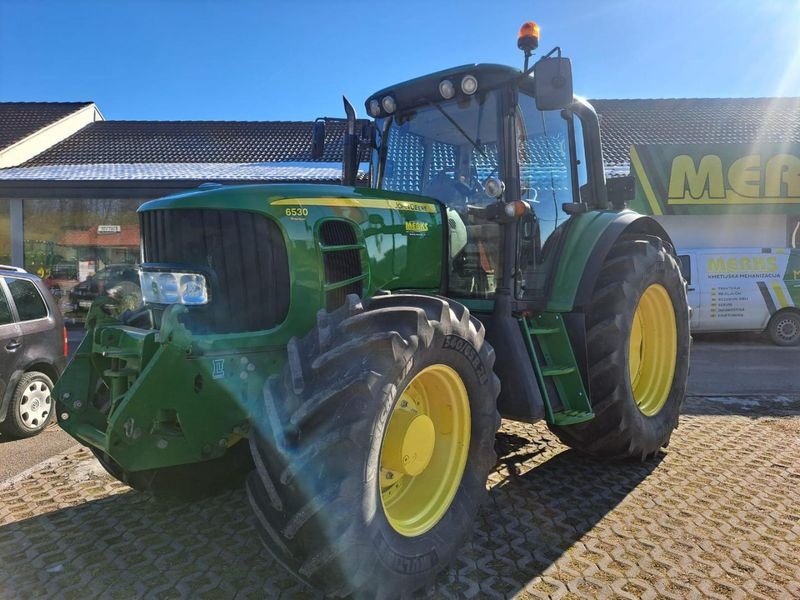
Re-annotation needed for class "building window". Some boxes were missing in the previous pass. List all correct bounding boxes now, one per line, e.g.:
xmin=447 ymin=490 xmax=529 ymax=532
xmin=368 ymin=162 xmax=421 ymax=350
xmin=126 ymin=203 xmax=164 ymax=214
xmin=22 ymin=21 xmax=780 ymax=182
xmin=22 ymin=197 xmax=144 ymax=319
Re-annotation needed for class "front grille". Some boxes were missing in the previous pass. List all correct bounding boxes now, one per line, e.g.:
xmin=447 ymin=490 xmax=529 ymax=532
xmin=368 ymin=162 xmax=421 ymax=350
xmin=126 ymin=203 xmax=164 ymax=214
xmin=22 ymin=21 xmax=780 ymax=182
xmin=140 ymin=209 xmax=290 ymax=333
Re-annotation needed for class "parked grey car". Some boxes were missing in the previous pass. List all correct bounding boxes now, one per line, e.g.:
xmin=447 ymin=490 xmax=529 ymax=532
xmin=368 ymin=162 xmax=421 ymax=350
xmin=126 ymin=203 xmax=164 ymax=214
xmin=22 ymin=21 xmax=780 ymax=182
xmin=68 ymin=264 xmax=141 ymax=314
xmin=0 ymin=266 xmax=67 ymax=438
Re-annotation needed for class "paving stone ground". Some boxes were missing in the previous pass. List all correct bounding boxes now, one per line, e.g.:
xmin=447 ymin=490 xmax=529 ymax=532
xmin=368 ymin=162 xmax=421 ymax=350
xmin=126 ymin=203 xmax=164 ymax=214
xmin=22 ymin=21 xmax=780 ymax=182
xmin=0 ymin=395 xmax=798 ymax=599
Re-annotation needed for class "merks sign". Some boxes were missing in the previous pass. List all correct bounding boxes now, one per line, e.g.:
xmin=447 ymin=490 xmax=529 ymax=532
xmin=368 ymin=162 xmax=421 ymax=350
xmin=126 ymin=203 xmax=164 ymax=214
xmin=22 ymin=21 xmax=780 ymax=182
xmin=629 ymin=143 xmax=800 ymax=215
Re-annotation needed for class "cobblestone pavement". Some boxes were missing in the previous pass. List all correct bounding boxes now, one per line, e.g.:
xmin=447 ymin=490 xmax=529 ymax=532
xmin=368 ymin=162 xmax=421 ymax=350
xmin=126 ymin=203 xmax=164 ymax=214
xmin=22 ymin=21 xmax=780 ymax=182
xmin=1 ymin=395 xmax=798 ymax=599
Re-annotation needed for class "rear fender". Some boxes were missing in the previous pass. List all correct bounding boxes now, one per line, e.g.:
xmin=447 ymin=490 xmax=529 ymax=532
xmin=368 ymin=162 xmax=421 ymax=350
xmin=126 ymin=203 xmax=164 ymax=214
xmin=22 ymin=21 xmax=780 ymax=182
xmin=548 ymin=210 xmax=674 ymax=313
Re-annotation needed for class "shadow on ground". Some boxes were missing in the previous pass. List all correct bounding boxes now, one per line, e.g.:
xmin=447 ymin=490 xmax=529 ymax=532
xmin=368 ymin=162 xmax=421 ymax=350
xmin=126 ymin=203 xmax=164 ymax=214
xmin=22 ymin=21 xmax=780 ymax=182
xmin=0 ymin=430 xmax=661 ymax=600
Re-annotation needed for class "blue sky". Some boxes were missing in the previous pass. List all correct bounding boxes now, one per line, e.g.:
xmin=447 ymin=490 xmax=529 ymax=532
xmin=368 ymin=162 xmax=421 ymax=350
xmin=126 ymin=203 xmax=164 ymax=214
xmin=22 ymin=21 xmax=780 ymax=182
xmin=2 ymin=0 xmax=799 ymax=122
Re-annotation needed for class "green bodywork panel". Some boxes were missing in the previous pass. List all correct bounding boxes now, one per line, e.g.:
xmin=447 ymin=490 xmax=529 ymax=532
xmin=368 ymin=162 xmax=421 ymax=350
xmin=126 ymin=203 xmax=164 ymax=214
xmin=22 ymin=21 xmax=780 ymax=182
xmin=56 ymin=184 xmax=446 ymax=471
xmin=547 ymin=209 xmax=640 ymax=312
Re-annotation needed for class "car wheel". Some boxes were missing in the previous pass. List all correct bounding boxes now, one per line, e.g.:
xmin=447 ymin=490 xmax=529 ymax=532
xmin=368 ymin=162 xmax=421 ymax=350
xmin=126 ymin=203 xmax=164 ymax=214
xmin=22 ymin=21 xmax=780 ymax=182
xmin=0 ymin=372 xmax=55 ymax=439
xmin=767 ymin=310 xmax=800 ymax=346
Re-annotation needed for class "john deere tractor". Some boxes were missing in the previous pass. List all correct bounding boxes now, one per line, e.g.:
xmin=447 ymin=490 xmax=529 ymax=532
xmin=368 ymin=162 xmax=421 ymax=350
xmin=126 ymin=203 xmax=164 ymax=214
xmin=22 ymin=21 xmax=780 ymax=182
xmin=56 ymin=24 xmax=689 ymax=599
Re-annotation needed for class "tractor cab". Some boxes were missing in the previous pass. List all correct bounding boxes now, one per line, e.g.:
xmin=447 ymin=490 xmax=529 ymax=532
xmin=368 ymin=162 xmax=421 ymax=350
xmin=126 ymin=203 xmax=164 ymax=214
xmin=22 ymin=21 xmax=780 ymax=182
xmin=363 ymin=58 xmax=612 ymax=309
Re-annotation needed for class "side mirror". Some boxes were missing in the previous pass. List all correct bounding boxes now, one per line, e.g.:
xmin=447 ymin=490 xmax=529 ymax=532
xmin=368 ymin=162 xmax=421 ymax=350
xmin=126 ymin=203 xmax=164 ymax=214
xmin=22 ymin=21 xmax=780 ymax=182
xmin=311 ymin=118 xmax=326 ymax=160
xmin=606 ymin=175 xmax=635 ymax=209
xmin=533 ymin=57 xmax=573 ymax=111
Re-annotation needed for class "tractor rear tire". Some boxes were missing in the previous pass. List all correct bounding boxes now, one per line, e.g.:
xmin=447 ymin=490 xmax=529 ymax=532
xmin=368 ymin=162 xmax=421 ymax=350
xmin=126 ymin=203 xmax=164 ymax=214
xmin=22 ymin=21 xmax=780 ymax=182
xmin=90 ymin=440 xmax=253 ymax=502
xmin=246 ymin=294 xmax=500 ymax=599
xmin=549 ymin=235 xmax=690 ymax=459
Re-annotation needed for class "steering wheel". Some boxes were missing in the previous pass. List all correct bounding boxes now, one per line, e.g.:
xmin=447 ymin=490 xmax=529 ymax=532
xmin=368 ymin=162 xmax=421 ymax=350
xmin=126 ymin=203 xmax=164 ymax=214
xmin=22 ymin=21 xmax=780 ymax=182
xmin=422 ymin=171 xmax=472 ymax=210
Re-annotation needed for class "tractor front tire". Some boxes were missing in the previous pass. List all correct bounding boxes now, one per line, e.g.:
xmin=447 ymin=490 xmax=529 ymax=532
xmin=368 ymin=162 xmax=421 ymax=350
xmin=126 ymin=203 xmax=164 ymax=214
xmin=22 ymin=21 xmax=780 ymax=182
xmin=550 ymin=235 xmax=690 ymax=459
xmin=247 ymin=294 xmax=500 ymax=599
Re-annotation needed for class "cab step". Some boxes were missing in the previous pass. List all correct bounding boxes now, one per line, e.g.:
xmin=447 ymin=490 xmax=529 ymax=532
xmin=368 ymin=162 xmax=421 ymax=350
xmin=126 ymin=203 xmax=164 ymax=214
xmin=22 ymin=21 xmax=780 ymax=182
xmin=541 ymin=364 xmax=576 ymax=377
xmin=520 ymin=312 xmax=594 ymax=427
xmin=549 ymin=409 xmax=595 ymax=426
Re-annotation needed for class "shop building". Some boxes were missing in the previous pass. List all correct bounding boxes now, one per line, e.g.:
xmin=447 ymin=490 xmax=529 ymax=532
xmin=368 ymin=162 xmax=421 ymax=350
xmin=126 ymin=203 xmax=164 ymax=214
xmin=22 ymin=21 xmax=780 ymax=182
xmin=1 ymin=97 xmax=799 ymax=320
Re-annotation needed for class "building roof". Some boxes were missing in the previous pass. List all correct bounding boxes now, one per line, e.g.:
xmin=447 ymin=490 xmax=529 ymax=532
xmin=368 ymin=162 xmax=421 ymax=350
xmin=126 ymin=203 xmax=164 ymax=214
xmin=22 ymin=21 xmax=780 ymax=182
xmin=0 ymin=102 xmax=94 ymax=150
xmin=592 ymin=97 xmax=800 ymax=170
xmin=22 ymin=119 xmax=370 ymax=166
xmin=3 ymin=97 xmax=800 ymax=185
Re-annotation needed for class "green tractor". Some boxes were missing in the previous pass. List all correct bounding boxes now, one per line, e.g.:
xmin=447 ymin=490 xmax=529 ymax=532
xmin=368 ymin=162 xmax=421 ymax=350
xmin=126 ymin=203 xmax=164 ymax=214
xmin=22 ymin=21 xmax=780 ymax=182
xmin=56 ymin=24 xmax=689 ymax=599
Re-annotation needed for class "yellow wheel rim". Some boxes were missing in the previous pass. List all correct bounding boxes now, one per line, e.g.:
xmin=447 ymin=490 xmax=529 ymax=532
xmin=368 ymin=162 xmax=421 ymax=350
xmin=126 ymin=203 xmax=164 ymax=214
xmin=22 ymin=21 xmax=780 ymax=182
xmin=628 ymin=284 xmax=677 ymax=416
xmin=380 ymin=364 xmax=470 ymax=537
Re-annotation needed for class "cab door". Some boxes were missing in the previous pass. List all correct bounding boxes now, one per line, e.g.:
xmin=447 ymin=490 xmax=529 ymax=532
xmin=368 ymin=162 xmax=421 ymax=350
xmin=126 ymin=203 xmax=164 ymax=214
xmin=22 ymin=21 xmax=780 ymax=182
xmin=0 ymin=279 xmax=23 ymax=409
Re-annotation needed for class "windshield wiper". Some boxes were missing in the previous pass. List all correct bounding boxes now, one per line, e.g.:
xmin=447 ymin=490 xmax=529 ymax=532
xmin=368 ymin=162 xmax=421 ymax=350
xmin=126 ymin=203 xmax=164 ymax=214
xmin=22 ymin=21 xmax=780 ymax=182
xmin=425 ymin=100 xmax=491 ymax=163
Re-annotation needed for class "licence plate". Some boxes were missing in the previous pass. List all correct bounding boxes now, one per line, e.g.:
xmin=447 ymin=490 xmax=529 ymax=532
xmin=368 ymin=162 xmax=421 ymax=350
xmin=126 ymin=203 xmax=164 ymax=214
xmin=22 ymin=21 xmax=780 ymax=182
xmin=79 ymin=300 xmax=93 ymax=308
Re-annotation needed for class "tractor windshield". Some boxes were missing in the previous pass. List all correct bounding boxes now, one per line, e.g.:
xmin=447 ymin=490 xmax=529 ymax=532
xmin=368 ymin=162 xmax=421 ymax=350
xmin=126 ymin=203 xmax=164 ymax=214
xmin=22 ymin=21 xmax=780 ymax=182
xmin=372 ymin=91 xmax=503 ymax=299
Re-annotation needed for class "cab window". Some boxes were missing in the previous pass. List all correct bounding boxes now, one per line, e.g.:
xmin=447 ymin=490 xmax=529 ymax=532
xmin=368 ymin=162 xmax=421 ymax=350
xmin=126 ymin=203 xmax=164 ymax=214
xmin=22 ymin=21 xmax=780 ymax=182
xmin=375 ymin=90 xmax=504 ymax=299
xmin=517 ymin=93 xmax=575 ymax=242
xmin=515 ymin=92 xmax=580 ymax=301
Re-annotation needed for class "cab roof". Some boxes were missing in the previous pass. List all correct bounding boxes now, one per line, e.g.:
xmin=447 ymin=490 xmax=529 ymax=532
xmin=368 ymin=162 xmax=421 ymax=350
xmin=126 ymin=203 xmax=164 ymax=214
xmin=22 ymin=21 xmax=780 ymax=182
xmin=365 ymin=64 xmax=524 ymax=118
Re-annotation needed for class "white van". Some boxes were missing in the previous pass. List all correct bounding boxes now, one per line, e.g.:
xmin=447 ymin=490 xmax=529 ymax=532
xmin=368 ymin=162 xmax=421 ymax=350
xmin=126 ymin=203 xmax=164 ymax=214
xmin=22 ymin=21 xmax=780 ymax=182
xmin=677 ymin=247 xmax=800 ymax=346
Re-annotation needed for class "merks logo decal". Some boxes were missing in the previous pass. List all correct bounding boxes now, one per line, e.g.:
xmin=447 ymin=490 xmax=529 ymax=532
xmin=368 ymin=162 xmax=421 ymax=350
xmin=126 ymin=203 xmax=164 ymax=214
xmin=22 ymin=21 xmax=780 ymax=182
xmin=630 ymin=143 xmax=800 ymax=216
xmin=404 ymin=220 xmax=429 ymax=235
xmin=667 ymin=153 xmax=800 ymax=205
xmin=706 ymin=255 xmax=779 ymax=275
xmin=443 ymin=335 xmax=488 ymax=384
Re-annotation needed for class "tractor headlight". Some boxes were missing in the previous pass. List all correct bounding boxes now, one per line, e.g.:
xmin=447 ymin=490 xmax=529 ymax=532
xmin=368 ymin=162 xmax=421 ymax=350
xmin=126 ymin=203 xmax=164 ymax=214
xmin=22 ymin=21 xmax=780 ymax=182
xmin=140 ymin=271 xmax=209 ymax=305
